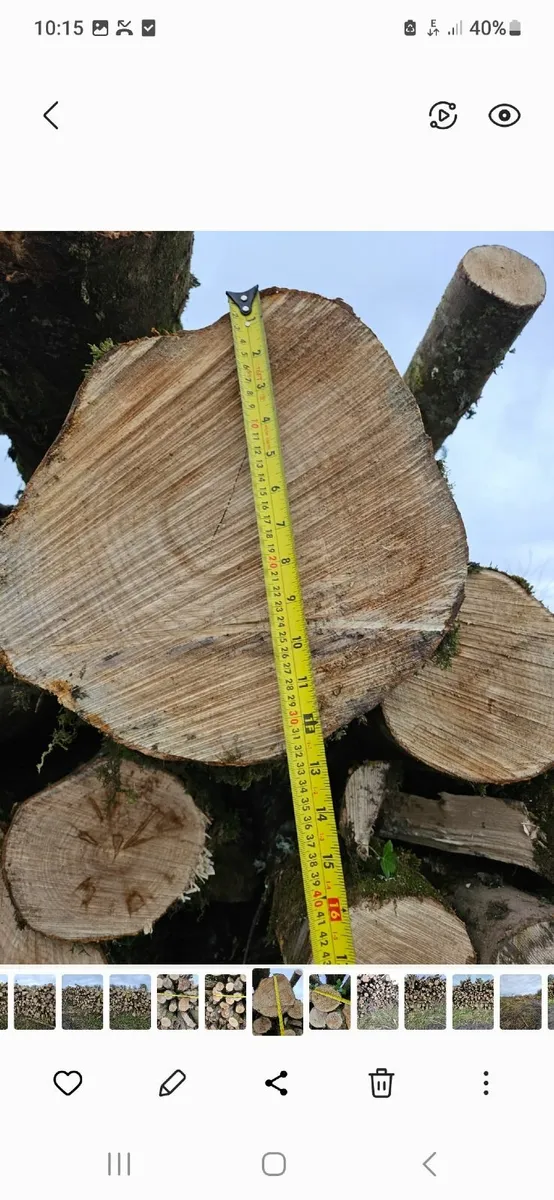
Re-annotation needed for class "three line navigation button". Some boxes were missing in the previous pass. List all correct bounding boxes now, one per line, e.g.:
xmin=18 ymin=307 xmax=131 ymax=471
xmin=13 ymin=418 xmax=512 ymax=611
xmin=107 ymin=1152 xmax=131 ymax=1176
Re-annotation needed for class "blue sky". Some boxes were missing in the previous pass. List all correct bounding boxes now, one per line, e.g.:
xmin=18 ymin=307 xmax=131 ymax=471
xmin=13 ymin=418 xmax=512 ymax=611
xmin=15 ymin=974 xmax=55 ymax=986
xmin=500 ymin=974 xmax=542 ymax=996
xmin=1 ymin=232 xmax=552 ymax=605
xmin=62 ymin=974 xmax=103 ymax=988
xmin=109 ymin=974 xmax=151 ymax=989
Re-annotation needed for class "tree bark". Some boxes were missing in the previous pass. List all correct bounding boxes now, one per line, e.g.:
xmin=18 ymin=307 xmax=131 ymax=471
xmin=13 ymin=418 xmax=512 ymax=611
xmin=404 ymin=244 xmax=546 ymax=449
xmin=382 ymin=568 xmax=554 ymax=783
xmin=448 ymin=882 xmax=554 ymax=963
xmin=2 ymin=754 xmax=213 ymax=941
xmin=0 ymin=288 xmax=467 ymax=765
xmin=0 ymin=231 xmax=196 ymax=480
xmin=377 ymin=789 xmax=543 ymax=873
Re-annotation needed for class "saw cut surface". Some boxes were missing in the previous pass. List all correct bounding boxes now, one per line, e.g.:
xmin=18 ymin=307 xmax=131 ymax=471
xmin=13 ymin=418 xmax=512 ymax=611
xmin=1 ymin=757 xmax=211 ymax=941
xmin=383 ymin=569 xmax=554 ymax=783
xmin=0 ymin=288 xmax=467 ymax=763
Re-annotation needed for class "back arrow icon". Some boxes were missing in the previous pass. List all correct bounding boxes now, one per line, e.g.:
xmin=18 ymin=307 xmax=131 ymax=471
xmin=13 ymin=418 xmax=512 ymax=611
xmin=423 ymin=1152 xmax=437 ymax=1176
xmin=44 ymin=102 xmax=59 ymax=129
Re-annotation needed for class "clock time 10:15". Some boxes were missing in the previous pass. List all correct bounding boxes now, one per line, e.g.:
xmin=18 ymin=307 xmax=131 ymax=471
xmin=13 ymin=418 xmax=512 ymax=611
xmin=35 ymin=21 xmax=84 ymax=34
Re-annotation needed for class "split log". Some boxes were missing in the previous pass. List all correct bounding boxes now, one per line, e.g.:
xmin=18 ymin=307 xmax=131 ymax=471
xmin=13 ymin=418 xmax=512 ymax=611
xmin=339 ymin=761 xmax=396 ymax=859
xmin=405 ymin=245 xmax=546 ymax=449
xmin=1 ymin=755 xmax=213 ymax=941
xmin=448 ymin=882 xmax=554 ymax=963
xmin=0 ymin=231 xmax=195 ymax=480
xmin=382 ymin=569 xmax=554 ymax=783
xmin=0 ymin=288 xmax=467 ymax=765
xmin=0 ymin=841 xmax=106 ymax=964
xmin=272 ymin=856 xmax=475 ymax=964
xmin=377 ymin=789 xmax=543 ymax=873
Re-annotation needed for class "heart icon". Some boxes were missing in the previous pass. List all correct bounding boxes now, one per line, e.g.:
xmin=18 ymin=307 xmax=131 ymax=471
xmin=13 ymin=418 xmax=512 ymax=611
xmin=53 ymin=1070 xmax=83 ymax=1096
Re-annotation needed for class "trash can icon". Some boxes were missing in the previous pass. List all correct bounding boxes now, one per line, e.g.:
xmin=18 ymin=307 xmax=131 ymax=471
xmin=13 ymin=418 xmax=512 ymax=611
xmin=369 ymin=1068 xmax=394 ymax=1098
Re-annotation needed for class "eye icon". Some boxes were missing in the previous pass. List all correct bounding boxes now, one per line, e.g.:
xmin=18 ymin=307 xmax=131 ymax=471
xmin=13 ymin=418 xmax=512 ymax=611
xmin=489 ymin=104 xmax=521 ymax=127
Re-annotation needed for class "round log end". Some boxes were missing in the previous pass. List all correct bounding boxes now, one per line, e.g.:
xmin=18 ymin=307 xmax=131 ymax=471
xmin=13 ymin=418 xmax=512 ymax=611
xmin=349 ymin=895 xmax=475 ymax=964
xmin=463 ymin=245 xmax=546 ymax=310
xmin=1 ymin=755 xmax=212 ymax=941
xmin=382 ymin=569 xmax=554 ymax=784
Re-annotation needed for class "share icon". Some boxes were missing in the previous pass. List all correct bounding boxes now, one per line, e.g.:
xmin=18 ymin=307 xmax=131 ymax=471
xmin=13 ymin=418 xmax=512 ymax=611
xmin=265 ymin=1070 xmax=288 ymax=1095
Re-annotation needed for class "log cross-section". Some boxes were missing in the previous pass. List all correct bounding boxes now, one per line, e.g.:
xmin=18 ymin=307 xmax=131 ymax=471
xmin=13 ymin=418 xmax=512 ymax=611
xmin=0 ymin=288 xmax=467 ymax=765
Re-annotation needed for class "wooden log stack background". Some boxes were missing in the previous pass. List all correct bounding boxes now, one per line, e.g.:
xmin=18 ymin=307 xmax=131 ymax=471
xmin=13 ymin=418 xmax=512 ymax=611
xmin=0 ymin=232 xmax=552 ymax=966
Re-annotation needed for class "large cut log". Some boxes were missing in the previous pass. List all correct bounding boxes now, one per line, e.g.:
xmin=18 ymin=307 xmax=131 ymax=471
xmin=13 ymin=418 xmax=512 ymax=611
xmin=382 ymin=569 xmax=554 ymax=784
xmin=1 ymin=755 xmax=213 ymax=941
xmin=405 ymin=244 xmax=546 ymax=449
xmin=0 ymin=288 xmax=467 ymax=765
xmin=0 ymin=837 xmax=106 ymax=964
xmin=448 ymin=882 xmax=554 ymax=963
xmin=0 ymin=231 xmax=196 ymax=480
xmin=377 ymin=789 xmax=543 ymax=873
xmin=271 ymin=853 xmax=475 ymax=964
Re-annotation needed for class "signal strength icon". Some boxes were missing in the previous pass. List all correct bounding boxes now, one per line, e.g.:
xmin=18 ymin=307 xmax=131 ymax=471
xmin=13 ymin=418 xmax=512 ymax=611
xmin=448 ymin=20 xmax=463 ymax=35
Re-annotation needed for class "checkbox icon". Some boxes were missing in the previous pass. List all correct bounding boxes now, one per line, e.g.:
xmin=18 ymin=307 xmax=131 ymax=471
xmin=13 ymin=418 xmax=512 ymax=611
xmin=142 ymin=19 xmax=156 ymax=35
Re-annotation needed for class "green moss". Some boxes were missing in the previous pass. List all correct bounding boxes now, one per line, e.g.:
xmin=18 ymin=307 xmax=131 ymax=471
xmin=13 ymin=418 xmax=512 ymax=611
xmin=93 ymin=737 xmax=147 ymax=805
xmin=432 ymin=620 xmax=461 ymax=670
xmin=467 ymin=561 xmax=482 ymax=574
xmin=509 ymin=574 xmax=534 ymax=595
xmin=435 ymin=457 xmax=454 ymax=494
xmin=347 ymin=840 xmax=437 ymax=907
xmin=36 ymin=708 xmax=82 ymax=773
xmin=486 ymin=900 xmax=510 ymax=922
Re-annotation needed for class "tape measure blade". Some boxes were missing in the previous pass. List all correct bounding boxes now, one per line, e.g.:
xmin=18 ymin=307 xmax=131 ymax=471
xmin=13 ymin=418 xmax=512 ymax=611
xmin=228 ymin=289 xmax=355 ymax=965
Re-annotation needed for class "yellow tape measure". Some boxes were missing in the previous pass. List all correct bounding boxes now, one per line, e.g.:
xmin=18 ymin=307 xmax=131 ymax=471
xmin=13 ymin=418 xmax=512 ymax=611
xmin=227 ymin=286 xmax=354 ymax=966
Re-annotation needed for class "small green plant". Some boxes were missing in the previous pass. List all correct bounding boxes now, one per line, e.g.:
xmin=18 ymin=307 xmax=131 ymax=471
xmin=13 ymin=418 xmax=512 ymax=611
xmin=83 ymin=338 xmax=116 ymax=373
xmin=380 ymin=840 xmax=398 ymax=879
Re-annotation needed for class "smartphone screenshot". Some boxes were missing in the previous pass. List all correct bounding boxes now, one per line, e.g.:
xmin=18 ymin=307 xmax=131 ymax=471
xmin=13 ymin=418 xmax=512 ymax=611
xmin=0 ymin=3 xmax=553 ymax=1195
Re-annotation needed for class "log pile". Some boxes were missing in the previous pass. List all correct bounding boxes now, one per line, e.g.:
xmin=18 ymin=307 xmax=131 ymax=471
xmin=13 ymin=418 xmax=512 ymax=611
xmin=404 ymin=974 xmax=446 ymax=1029
xmin=452 ymin=976 xmax=493 ymax=1011
xmin=0 ymin=978 xmax=7 ymax=1027
xmin=157 ymin=973 xmax=199 ymax=1030
xmin=357 ymin=973 xmax=399 ymax=1030
xmin=252 ymin=972 xmax=303 ymax=1035
xmin=109 ymin=982 xmax=151 ymax=1028
xmin=205 ymin=974 xmax=247 ymax=1029
xmin=62 ymin=981 xmax=103 ymax=1028
xmin=0 ymin=233 xmax=552 ymax=967
xmin=309 ymin=977 xmax=351 ymax=1029
xmin=14 ymin=980 xmax=56 ymax=1029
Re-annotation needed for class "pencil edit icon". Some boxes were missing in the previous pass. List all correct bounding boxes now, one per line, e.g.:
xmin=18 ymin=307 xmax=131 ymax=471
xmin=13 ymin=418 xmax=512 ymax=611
xmin=159 ymin=1069 xmax=186 ymax=1096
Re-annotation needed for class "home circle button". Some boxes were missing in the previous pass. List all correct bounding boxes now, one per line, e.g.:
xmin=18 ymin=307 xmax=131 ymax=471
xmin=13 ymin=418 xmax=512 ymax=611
xmin=262 ymin=1152 xmax=287 ymax=1176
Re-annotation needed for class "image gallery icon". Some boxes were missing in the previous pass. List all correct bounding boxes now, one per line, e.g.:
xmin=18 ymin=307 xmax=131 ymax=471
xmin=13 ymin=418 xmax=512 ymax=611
xmin=92 ymin=19 xmax=108 ymax=35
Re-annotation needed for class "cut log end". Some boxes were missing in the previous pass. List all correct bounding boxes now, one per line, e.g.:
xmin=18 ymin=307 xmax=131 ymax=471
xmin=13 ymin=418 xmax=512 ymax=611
xmin=382 ymin=569 xmax=554 ymax=784
xmin=0 ymin=287 xmax=467 ymax=765
xmin=463 ymin=245 xmax=546 ymax=310
xmin=1 ymin=755 xmax=212 ymax=941
xmin=449 ymin=882 xmax=554 ymax=964
xmin=0 ymin=852 xmax=106 ymax=965
xmin=348 ymin=896 xmax=475 ymax=965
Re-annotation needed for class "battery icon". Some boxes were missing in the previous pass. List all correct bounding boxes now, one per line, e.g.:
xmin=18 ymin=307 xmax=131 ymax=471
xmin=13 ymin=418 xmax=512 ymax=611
xmin=509 ymin=20 xmax=521 ymax=35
